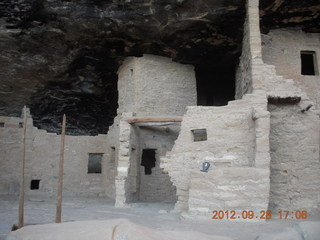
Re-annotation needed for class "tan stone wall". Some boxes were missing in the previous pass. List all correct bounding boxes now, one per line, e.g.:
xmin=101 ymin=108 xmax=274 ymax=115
xmin=262 ymin=29 xmax=320 ymax=108
xmin=188 ymin=168 xmax=270 ymax=220
xmin=0 ymin=115 xmax=117 ymax=198
xmin=117 ymin=54 xmax=197 ymax=116
xmin=268 ymin=104 xmax=320 ymax=216
xmin=161 ymin=93 xmax=271 ymax=217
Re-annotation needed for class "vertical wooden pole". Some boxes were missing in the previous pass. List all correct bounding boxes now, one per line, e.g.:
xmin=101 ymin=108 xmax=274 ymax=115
xmin=55 ymin=114 xmax=66 ymax=223
xmin=18 ymin=106 xmax=27 ymax=228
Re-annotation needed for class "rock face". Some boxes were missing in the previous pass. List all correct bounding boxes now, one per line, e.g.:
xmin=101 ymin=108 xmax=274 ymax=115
xmin=0 ymin=0 xmax=319 ymax=135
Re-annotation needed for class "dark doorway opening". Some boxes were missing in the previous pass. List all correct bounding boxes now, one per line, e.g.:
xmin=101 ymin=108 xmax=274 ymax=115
xmin=196 ymin=65 xmax=235 ymax=106
xmin=301 ymin=51 xmax=316 ymax=75
xmin=30 ymin=179 xmax=40 ymax=190
xmin=141 ymin=149 xmax=156 ymax=175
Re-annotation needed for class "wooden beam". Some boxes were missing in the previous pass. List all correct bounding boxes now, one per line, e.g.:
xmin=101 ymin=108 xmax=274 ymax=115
xmin=127 ymin=117 xmax=182 ymax=124
xmin=55 ymin=114 xmax=66 ymax=223
xmin=18 ymin=106 xmax=27 ymax=229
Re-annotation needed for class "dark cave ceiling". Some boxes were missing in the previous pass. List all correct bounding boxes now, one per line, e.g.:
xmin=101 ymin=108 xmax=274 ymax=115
xmin=0 ymin=0 xmax=319 ymax=135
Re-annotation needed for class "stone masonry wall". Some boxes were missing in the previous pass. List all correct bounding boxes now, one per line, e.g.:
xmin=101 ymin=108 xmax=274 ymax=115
xmin=235 ymin=3 xmax=253 ymax=99
xmin=161 ymin=93 xmax=271 ymax=217
xmin=117 ymin=54 xmax=197 ymax=116
xmin=137 ymin=126 xmax=178 ymax=203
xmin=0 ymin=114 xmax=117 ymax=198
xmin=268 ymin=104 xmax=320 ymax=216
xmin=262 ymin=29 xmax=320 ymax=108
xmin=188 ymin=167 xmax=269 ymax=220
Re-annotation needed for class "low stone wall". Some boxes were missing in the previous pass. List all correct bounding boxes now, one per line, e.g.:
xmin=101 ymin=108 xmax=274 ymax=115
xmin=0 ymin=115 xmax=116 ymax=198
xmin=188 ymin=168 xmax=270 ymax=220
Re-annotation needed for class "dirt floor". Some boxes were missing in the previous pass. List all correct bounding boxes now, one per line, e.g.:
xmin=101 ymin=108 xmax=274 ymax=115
xmin=0 ymin=195 xmax=319 ymax=240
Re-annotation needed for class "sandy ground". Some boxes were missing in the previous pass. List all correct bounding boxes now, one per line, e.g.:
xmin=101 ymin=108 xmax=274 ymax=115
xmin=0 ymin=195 xmax=319 ymax=240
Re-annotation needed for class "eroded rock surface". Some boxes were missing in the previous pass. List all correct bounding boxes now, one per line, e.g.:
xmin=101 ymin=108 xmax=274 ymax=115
xmin=0 ymin=0 xmax=319 ymax=135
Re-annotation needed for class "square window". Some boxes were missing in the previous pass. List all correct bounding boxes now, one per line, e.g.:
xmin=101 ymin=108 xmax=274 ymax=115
xmin=88 ymin=153 xmax=103 ymax=174
xmin=301 ymin=51 xmax=317 ymax=75
xmin=191 ymin=129 xmax=207 ymax=142
xmin=30 ymin=179 xmax=40 ymax=190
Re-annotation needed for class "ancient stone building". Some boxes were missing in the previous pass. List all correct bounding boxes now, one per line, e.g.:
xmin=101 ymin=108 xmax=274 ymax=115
xmin=0 ymin=0 xmax=319 ymax=221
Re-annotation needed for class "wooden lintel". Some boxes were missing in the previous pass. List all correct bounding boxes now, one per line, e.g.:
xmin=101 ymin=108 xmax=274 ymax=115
xmin=127 ymin=117 xmax=182 ymax=124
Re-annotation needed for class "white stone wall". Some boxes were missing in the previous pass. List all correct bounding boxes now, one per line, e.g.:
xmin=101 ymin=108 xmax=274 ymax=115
xmin=268 ymin=104 xmax=320 ymax=216
xmin=0 ymin=115 xmax=117 ymax=198
xmin=161 ymin=93 xmax=271 ymax=216
xmin=262 ymin=29 xmax=320 ymax=108
xmin=188 ymin=168 xmax=270 ymax=220
xmin=117 ymin=54 xmax=197 ymax=116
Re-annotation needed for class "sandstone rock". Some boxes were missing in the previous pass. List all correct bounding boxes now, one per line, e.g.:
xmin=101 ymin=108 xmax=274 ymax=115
xmin=255 ymin=227 xmax=303 ymax=240
xmin=294 ymin=221 xmax=320 ymax=240
xmin=6 ymin=219 xmax=232 ymax=240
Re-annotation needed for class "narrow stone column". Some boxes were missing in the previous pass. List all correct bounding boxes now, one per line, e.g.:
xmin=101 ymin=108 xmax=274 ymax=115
xmin=115 ymin=112 xmax=133 ymax=208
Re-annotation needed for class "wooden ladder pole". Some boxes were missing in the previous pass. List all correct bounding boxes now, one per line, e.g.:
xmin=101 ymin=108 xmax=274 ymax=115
xmin=18 ymin=106 xmax=27 ymax=228
xmin=55 ymin=114 xmax=66 ymax=223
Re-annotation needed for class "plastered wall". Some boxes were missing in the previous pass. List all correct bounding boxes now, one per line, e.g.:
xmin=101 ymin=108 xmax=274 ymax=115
xmin=0 ymin=115 xmax=117 ymax=198
xmin=268 ymin=104 xmax=320 ymax=215
xmin=117 ymin=54 xmax=197 ymax=116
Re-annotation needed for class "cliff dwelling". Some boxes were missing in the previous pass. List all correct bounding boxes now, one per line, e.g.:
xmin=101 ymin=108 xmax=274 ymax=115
xmin=0 ymin=0 xmax=320 ymax=238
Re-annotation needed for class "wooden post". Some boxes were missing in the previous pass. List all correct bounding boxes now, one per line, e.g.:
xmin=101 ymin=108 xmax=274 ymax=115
xmin=55 ymin=114 xmax=66 ymax=223
xmin=18 ymin=106 xmax=27 ymax=228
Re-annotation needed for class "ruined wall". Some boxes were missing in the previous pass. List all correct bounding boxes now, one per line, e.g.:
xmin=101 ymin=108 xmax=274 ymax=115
xmin=117 ymin=54 xmax=197 ymax=116
xmin=268 ymin=104 xmax=320 ymax=215
xmin=0 ymin=115 xmax=117 ymax=198
xmin=161 ymin=93 xmax=271 ymax=217
xmin=137 ymin=126 xmax=178 ymax=203
xmin=262 ymin=29 xmax=320 ymax=108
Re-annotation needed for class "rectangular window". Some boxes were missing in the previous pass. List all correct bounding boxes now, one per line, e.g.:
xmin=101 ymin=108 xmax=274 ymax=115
xmin=30 ymin=179 xmax=40 ymax=190
xmin=191 ymin=129 xmax=207 ymax=142
xmin=88 ymin=153 xmax=103 ymax=174
xmin=0 ymin=122 xmax=4 ymax=128
xmin=301 ymin=51 xmax=317 ymax=75
xmin=19 ymin=122 xmax=23 ymax=128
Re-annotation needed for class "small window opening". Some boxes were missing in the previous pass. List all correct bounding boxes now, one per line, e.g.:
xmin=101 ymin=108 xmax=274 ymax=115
xmin=192 ymin=129 xmax=207 ymax=142
xmin=301 ymin=51 xmax=317 ymax=75
xmin=30 ymin=179 xmax=40 ymax=190
xmin=0 ymin=122 xmax=4 ymax=128
xmin=88 ymin=153 xmax=103 ymax=174
xmin=110 ymin=147 xmax=116 ymax=164
xmin=19 ymin=122 xmax=23 ymax=128
xmin=141 ymin=149 xmax=156 ymax=175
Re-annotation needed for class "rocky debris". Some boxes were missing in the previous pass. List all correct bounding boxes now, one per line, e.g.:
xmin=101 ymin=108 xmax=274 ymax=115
xmin=5 ymin=219 xmax=232 ymax=240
